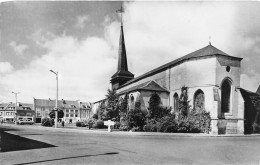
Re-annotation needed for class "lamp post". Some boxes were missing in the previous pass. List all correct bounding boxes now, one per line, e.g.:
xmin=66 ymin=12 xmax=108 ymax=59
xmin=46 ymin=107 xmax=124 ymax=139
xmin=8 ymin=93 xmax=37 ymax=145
xmin=50 ymin=69 xmax=58 ymax=128
xmin=11 ymin=91 xmax=20 ymax=124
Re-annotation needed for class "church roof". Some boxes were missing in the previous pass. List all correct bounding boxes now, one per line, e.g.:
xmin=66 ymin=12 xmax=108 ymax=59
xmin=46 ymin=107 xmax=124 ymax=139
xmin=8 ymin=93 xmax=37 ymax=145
xmin=119 ymin=44 xmax=243 ymax=89
xmin=118 ymin=80 xmax=169 ymax=95
xmin=256 ymin=85 xmax=260 ymax=95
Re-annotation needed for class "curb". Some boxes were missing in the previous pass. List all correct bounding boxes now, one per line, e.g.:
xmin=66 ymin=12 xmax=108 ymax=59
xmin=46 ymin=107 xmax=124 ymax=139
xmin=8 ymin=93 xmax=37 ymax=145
xmin=1 ymin=124 xmax=260 ymax=138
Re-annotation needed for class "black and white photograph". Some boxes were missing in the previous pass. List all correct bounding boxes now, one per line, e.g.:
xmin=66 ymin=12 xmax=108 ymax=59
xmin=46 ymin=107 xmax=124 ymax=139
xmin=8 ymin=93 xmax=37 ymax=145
xmin=0 ymin=1 xmax=260 ymax=164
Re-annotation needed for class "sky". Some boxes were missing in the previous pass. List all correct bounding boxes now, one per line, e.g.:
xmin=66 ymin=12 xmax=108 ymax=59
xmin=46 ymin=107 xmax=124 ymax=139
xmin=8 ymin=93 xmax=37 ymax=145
xmin=0 ymin=1 xmax=260 ymax=104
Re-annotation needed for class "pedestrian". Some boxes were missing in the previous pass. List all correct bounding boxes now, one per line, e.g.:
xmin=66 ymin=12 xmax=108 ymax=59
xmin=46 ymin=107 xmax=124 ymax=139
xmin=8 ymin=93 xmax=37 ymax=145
xmin=61 ymin=120 xmax=65 ymax=127
xmin=88 ymin=120 xmax=93 ymax=129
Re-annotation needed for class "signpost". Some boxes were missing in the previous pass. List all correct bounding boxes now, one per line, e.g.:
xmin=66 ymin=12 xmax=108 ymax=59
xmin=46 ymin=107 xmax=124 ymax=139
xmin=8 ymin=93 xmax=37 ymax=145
xmin=104 ymin=120 xmax=115 ymax=132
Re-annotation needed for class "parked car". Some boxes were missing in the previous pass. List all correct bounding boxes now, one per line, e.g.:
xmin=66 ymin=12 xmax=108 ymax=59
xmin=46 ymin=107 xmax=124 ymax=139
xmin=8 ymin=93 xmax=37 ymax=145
xmin=17 ymin=117 xmax=34 ymax=125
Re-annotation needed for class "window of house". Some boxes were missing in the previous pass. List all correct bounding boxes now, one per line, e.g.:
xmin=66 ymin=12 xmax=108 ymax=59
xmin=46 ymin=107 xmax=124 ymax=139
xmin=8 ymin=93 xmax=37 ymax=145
xmin=70 ymin=110 xmax=74 ymax=113
xmin=75 ymin=110 xmax=78 ymax=113
xmin=75 ymin=114 xmax=78 ymax=117
xmin=66 ymin=114 xmax=69 ymax=117
xmin=66 ymin=109 xmax=69 ymax=113
xmin=70 ymin=114 xmax=74 ymax=117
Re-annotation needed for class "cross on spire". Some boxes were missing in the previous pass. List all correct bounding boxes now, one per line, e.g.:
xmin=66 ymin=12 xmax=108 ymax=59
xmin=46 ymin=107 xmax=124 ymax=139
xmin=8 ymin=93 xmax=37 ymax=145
xmin=209 ymin=36 xmax=212 ymax=45
xmin=116 ymin=5 xmax=125 ymax=26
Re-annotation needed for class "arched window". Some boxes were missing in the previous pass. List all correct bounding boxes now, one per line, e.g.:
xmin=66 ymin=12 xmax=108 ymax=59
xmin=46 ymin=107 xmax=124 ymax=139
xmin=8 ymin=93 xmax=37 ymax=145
xmin=221 ymin=78 xmax=232 ymax=113
xmin=194 ymin=89 xmax=205 ymax=112
xmin=129 ymin=95 xmax=135 ymax=110
xmin=173 ymin=93 xmax=179 ymax=112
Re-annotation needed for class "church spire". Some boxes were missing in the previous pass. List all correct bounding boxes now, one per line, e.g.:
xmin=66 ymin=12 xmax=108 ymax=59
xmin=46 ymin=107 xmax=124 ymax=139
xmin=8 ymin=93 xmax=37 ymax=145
xmin=110 ymin=5 xmax=134 ymax=90
xmin=117 ymin=24 xmax=128 ymax=72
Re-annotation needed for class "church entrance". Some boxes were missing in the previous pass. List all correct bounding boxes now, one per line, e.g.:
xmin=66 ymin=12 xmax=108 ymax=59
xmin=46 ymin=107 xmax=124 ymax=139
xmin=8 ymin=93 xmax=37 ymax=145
xmin=221 ymin=78 xmax=232 ymax=114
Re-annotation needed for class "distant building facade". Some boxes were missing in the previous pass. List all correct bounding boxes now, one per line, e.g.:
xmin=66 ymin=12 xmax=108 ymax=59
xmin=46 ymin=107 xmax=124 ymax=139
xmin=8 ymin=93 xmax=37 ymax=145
xmin=34 ymin=99 xmax=91 ymax=123
xmin=0 ymin=102 xmax=34 ymax=122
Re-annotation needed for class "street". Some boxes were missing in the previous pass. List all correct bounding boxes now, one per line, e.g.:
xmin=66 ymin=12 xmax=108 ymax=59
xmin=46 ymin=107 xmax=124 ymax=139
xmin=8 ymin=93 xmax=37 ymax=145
xmin=1 ymin=125 xmax=260 ymax=165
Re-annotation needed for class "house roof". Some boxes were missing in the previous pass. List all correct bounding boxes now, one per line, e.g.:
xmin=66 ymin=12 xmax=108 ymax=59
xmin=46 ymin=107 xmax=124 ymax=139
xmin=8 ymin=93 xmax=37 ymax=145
xmin=0 ymin=103 xmax=33 ymax=110
xmin=118 ymin=80 xmax=169 ymax=95
xmin=80 ymin=102 xmax=92 ymax=109
xmin=119 ymin=44 xmax=243 ymax=89
xmin=34 ymin=99 xmax=80 ymax=108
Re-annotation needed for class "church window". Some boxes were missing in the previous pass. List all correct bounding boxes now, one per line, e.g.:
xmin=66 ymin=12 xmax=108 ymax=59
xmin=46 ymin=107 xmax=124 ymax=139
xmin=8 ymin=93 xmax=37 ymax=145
xmin=129 ymin=95 xmax=135 ymax=110
xmin=193 ymin=89 xmax=205 ymax=112
xmin=221 ymin=78 xmax=232 ymax=114
xmin=226 ymin=66 xmax=231 ymax=72
xmin=173 ymin=93 xmax=179 ymax=112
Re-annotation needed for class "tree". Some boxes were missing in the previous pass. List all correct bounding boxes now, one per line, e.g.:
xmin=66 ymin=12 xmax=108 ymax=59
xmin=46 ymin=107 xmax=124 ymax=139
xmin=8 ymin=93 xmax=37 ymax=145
xmin=49 ymin=108 xmax=64 ymax=119
xmin=148 ymin=93 xmax=163 ymax=119
xmin=178 ymin=86 xmax=191 ymax=118
xmin=119 ymin=93 xmax=128 ymax=114
xmin=126 ymin=101 xmax=146 ymax=131
xmin=105 ymin=89 xmax=120 ymax=121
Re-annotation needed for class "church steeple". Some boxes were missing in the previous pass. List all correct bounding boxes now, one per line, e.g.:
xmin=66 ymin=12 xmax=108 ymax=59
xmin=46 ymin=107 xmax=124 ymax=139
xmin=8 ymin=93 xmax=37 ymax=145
xmin=117 ymin=25 xmax=128 ymax=72
xmin=110 ymin=6 xmax=134 ymax=90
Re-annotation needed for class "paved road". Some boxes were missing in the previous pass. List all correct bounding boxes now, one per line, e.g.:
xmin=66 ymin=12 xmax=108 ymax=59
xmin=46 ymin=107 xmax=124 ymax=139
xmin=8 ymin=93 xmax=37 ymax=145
xmin=1 ymin=125 xmax=260 ymax=165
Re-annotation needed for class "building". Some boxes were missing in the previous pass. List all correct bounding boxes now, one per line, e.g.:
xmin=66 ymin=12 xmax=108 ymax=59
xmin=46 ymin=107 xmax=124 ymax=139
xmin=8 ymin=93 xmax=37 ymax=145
xmin=34 ymin=99 xmax=91 ymax=123
xmin=93 ymin=18 xmax=250 ymax=135
xmin=0 ymin=102 xmax=34 ymax=122
xmin=79 ymin=102 xmax=92 ymax=120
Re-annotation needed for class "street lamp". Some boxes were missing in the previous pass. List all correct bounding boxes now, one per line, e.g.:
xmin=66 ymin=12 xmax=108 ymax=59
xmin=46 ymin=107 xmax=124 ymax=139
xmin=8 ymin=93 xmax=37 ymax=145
xmin=50 ymin=69 xmax=58 ymax=128
xmin=11 ymin=91 xmax=20 ymax=124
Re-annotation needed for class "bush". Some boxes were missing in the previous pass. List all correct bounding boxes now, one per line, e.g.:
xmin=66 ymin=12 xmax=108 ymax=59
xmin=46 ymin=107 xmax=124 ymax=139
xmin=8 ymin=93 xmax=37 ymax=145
xmin=126 ymin=101 xmax=146 ymax=131
xmin=92 ymin=114 xmax=98 ymax=120
xmin=76 ymin=121 xmax=87 ymax=127
xmin=159 ymin=115 xmax=178 ymax=133
xmin=113 ymin=121 xmax=121 ymax=129
xmin=187 ymin=110 xmax=211 ymax=133
xmin=93 ymin=120 xmax=106 ymax=129
xmin=41 ymin=117 xmax=54 ymax=127
xmin=177 ymin=119 xmax=197 ymax=133
xmin=143 ymin=119 xmax=161 ymax=132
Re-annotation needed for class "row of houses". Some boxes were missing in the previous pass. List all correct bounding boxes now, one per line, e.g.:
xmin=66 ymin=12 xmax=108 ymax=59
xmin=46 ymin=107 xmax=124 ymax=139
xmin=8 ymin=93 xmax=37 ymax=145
xmin=0 ymin=99 xmax=92 ymax=123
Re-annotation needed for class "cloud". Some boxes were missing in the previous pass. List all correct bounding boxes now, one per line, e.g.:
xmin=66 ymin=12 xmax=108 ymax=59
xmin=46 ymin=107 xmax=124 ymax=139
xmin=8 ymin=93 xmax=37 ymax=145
xmin=0 ymin=62 xmax=13 ymax=74
xmin=1 ymin=2 xmax=260 ymax=103
xmin=241 ymin=70 xmax=260 ymax=92
xmin=104 ymin=2 xmax=238 ymax=76
xmin=75 ymin=15 xmax=89 ymax=29
xmin=0 ymin=30 xmax=117 ymax=103
xmin=9 ymin=41 xmax=29 ymax=55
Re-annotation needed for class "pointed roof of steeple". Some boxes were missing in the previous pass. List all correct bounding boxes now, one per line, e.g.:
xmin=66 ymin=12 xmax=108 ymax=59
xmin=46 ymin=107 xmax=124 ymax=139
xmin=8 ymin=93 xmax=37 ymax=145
xmin=112 ymin=25 xmax=134 ymax=79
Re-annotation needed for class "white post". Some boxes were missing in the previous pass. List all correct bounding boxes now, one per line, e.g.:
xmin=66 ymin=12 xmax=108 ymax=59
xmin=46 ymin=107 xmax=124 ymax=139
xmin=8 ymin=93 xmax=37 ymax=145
xmin=104 ymin=120 xmax=115 ymax=132
xmin=12 ymin=92 xmax=19 ymax=124
xmin=50 ymin=70 xmax=59 ymax=128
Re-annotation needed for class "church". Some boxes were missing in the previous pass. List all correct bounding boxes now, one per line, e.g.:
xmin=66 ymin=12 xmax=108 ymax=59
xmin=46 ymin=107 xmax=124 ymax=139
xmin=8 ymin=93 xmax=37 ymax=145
xmin=93 ymin=16 xmax=259 ymax=135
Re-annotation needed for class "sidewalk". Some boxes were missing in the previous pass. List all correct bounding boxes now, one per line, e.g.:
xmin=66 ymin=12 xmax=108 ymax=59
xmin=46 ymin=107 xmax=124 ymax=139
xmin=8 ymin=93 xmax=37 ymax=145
xmin=1 ymin=123 xmax=260 ymax=137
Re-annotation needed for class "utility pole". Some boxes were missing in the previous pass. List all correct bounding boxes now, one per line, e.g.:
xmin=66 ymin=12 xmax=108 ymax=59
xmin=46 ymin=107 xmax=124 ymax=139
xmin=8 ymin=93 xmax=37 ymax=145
xmin=12 ymin=91 xmax=20 ymax=124
xmin=50 ymin=69 xmax=58 ymax=128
